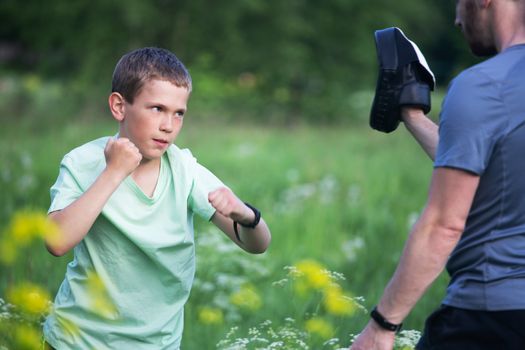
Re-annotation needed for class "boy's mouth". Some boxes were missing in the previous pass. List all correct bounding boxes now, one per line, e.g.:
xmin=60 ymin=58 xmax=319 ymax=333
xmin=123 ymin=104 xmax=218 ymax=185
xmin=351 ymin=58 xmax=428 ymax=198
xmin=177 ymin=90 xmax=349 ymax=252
xmin=153 ymin=138 xmax=169 ymax=147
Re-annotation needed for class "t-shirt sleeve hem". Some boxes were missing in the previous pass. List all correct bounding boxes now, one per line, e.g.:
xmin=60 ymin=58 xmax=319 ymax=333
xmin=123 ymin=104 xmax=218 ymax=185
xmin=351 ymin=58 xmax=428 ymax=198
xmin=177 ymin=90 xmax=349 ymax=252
xmin=204 ymin=207 xmax=217 ymax=222
xmin=433 ymin=162 xmax=482 ymax=176
xmin=47 ymin=200 xmax=74 ymax=215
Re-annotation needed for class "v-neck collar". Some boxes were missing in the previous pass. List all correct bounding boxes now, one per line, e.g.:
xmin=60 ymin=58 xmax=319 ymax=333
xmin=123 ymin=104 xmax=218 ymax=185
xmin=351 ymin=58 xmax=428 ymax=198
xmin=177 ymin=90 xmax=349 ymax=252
xmin=124 ymin=154 xmax=169 ymax=204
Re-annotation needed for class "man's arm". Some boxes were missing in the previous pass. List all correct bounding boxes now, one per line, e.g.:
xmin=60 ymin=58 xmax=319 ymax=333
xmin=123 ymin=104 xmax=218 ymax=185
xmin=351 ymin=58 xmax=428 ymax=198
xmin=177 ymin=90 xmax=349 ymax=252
xmin=46 ymin=138 xmax=141 ymax=256
xmin=402 ymin=107 xmax=439 ymax=161
xmin=351 ymin=167 xmax=480 ymax=349
xmin=209 ymin=187 xmax=271 ymax=254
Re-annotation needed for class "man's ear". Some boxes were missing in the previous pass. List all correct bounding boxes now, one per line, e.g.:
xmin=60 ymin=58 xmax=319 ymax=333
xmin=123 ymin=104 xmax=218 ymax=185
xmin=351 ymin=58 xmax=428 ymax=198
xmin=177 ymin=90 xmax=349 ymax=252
xmin=108 ymin=92 xmax=126 ymax=122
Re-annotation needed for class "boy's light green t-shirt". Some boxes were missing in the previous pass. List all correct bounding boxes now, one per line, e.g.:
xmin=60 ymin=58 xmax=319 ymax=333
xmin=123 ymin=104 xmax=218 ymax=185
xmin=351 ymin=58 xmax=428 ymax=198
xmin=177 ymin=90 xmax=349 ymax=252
xmin=44 ymin=136 xmax=223 ymax=349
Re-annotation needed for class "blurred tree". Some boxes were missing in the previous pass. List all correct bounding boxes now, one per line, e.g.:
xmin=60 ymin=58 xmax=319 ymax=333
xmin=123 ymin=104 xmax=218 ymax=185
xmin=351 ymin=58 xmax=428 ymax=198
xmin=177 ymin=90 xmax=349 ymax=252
xmin=0 ymin=0 xmax=479 ymax=123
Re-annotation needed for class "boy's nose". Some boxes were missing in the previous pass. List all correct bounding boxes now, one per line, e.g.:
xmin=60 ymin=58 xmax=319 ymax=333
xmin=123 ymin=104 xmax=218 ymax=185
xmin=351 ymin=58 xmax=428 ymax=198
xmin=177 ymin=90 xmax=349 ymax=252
xmin=160 ymin=116 xmax=173 ymax=132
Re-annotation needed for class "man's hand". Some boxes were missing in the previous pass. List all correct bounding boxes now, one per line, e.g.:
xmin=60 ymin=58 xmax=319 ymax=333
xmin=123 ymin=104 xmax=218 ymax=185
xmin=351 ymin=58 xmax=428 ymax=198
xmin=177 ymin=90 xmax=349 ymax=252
xmin=104 ymin=138 xmax=142 ymax=179
xmin=208 ymin=187 xmax=254 ymax=225
xmin=350 ymin=321 xmax=396 ymax=350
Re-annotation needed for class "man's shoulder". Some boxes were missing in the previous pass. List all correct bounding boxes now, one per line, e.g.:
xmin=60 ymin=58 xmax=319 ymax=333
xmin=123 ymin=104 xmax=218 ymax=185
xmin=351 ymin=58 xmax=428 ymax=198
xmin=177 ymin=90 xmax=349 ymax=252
xmin=459 ymin=48 xmax=525 ymax=83
xmin=448 ymin=60 xmax=500 ymax=97
xmin=456 ymin=61 xmax=493 ymax=84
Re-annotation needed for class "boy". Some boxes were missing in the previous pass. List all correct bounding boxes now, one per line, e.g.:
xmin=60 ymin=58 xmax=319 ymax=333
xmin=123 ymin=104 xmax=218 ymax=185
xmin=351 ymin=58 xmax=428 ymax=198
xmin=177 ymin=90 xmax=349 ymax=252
xmin=43 ymin=47 xmax=271 ymax=349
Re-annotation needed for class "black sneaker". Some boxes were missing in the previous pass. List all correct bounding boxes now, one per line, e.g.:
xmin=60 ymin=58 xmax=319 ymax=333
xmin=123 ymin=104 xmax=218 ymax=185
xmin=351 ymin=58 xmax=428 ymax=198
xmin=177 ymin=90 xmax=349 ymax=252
xmin=369 ymin=27 xmax=435 ymax=133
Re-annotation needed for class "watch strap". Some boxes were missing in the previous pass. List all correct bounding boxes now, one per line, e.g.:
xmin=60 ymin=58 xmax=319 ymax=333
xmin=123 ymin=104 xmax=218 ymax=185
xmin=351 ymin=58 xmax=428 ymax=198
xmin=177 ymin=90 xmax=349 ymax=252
xmin=239 ymin=202 xmax=261 ymax=228
xmin=233 ymin=202 xmax=261 ymax=242
xmin=370 ymin=306 xmax=403 ymax=333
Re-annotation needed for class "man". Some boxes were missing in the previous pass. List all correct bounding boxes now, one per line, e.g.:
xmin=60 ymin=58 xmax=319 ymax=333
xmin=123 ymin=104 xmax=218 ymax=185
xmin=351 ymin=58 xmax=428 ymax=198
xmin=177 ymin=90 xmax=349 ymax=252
xmin=352 ymin=1 xmax=525 ymax=349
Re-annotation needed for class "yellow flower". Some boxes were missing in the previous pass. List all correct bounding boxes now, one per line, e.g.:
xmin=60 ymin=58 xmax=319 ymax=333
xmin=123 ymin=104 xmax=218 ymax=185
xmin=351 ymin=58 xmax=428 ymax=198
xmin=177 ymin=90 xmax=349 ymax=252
xmin=7 ymin=282 xmax=51 ymax=315
xmin=0 ymin=238 xmax=18 ymax=265
xmin=293 ymin=279 xmax=311 ymax=297
xmin=198 ymin=306 xmax=224 ymax=325
xmin=86 ymin=271 xmax=117 ymax=319
xmin=322 ymin=284 xmax=356 ymax=317
xmin=14 ymin=324 xmax=42 ymax=350
xmin=294 ymin=260 xmax=332 ymax=290
xmin=7 ymin=210 xmax=61 ymax=246
xmin=230 ymin=283 xmax=262 ymax=311
xmin=304 ymin=317 xmax=334 ymax=339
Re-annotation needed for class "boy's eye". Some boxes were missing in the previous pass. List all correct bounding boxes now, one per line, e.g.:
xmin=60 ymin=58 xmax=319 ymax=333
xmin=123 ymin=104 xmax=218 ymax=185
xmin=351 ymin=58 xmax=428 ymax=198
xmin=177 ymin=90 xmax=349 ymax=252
xmin=175 ymin=111 xmax=185 ymax=118
xmin=152 ymin=106 xmax=162 ymax=112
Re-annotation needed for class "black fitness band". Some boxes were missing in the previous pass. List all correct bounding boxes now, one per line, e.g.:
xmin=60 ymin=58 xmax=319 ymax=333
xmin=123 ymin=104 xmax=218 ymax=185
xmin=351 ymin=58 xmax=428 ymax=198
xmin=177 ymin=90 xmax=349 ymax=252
xmin=233 ymin=202 xmax=261 ymax=242
xmin=370 ymin=306 xmax=403 ymax=332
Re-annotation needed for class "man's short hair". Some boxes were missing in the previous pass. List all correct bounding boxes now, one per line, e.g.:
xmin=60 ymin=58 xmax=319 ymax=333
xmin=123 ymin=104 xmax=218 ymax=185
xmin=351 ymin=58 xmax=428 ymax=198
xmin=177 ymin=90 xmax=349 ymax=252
xmin=111 ymin=47 xmax=192 ymax=103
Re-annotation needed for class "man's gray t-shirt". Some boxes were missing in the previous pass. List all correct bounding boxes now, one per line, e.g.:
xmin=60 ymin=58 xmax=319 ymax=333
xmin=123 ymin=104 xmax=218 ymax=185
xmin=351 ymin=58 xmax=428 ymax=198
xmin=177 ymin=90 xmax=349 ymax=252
xmin=435 ymin=44 xmax=525 ymax=310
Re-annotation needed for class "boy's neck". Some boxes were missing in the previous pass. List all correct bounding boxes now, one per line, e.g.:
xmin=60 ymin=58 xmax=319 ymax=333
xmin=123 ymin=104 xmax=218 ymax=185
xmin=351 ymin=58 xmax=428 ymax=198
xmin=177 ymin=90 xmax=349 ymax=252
xmin=131 ymin=157 xmax=162 ymax=198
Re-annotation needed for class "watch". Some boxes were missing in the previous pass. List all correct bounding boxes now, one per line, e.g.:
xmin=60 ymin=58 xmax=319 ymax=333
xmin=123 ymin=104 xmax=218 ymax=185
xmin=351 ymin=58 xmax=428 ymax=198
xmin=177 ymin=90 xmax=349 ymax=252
xmin=233 ymin=202 xmax=261 ymax=242
xmin=370 ymin=306 xmax=403 ymax=333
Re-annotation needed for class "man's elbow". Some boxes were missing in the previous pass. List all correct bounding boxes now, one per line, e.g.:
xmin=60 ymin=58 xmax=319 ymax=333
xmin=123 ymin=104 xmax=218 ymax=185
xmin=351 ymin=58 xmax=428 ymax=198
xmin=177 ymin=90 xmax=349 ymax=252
xmin=434 ymin=221 xmax=464 ymax=247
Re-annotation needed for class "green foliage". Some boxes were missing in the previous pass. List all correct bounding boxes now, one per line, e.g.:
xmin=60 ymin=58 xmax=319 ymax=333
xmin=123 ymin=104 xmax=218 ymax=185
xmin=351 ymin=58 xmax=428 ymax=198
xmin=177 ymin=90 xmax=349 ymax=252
xmin=1 ymin=0 xmax=470 ymax=123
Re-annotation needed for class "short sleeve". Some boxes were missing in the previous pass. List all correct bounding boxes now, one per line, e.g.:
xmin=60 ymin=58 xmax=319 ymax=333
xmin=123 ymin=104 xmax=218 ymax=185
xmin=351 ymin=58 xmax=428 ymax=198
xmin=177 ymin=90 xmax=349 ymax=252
xmin=435 ymin=69 xmax=506 ymax=175
xmin=185 ymin=152 xmax=225 ymax=220
xmin=48 ymin=156 xmax=83 ymax=213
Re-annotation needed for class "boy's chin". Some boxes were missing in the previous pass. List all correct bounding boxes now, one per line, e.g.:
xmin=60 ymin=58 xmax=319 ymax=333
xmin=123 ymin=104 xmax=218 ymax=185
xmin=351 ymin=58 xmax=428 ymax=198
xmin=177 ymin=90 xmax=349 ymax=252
xmin=141 ymin=150 xmax=167 ymax=162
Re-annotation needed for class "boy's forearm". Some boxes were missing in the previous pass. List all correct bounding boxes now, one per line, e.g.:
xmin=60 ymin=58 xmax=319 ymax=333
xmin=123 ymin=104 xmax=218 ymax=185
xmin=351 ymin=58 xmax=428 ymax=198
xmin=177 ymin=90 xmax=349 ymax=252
xmin=46 ymin=168 xmax=126 ymax=256
xmin=236 ymin=219 xmax=271 ymax=254
xmin=210 ymin=210 xmax=271 ymax=254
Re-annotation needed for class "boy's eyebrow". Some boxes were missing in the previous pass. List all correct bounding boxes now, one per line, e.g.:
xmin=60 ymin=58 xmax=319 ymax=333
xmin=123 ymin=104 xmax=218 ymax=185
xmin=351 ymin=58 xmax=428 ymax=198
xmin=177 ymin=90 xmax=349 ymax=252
xmin=147 ymin=102 xmax=186 ymax=111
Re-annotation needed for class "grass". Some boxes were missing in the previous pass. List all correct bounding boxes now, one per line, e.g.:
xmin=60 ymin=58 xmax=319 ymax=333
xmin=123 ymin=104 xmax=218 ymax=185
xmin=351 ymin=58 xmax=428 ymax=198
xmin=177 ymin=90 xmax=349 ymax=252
xmin=0 ymin=117 xmax=447 ymax=349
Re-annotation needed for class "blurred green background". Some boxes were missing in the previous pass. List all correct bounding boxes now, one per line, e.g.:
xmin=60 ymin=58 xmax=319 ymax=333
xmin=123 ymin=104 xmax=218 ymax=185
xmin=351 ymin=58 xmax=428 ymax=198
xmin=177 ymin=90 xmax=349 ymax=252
xmin=1 ymin=0 xmax=480 ymax=125
xmin=1 ymin=1 xmax=480 ymax=349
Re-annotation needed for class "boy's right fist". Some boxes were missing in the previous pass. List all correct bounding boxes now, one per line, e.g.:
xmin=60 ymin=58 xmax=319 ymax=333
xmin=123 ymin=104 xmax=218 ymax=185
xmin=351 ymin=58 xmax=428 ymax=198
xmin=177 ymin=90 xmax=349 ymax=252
xmin=104 ymin=138 xmax=142 ymax=177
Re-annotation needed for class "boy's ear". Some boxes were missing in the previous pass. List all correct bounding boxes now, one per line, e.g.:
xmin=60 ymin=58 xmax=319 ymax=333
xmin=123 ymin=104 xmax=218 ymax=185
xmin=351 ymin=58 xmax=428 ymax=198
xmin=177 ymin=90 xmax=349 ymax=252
xmin=108 ymin=92 xmax=126 ymax=122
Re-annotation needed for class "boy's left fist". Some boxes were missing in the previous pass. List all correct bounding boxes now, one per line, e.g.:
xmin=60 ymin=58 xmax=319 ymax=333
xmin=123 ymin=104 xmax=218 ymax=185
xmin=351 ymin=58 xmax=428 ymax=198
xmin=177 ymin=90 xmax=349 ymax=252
xmin=208 ymin=187 xmax=254 ymax=224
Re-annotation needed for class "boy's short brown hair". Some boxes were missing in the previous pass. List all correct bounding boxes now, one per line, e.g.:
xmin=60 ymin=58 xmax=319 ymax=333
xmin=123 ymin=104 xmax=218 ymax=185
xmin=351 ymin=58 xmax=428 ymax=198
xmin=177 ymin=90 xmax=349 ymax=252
xmin=111 ymin=47 xmax=192 ymax=103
